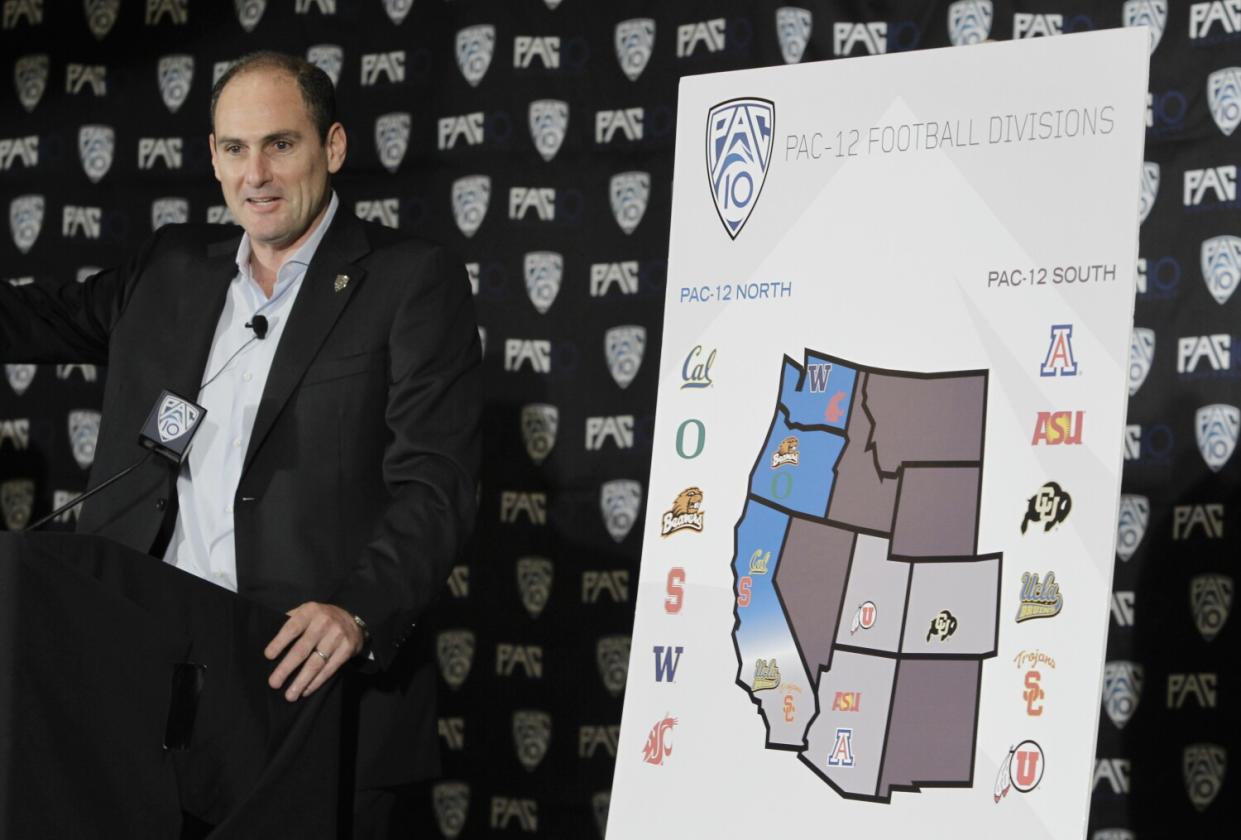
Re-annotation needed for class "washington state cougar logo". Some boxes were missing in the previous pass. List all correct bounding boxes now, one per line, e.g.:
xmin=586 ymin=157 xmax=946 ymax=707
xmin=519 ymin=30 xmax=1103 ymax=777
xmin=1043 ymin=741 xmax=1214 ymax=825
xmin=14 ymin=54 xmax=48 ymax=112
xmin=707 ymin=98 xmax=774 ymax=239
xmin=641 ymin=715 xmax=678 ymax=765
xmin=660 ymin=487 xmax=704 ymax=537
xmin=614 ymin=18 xmax=655 ymax=81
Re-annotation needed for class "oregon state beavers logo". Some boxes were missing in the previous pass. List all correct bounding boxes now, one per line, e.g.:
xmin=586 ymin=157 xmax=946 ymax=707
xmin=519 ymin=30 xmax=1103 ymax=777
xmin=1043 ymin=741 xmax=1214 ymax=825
xmin=661 ymin=487 xmax=705 ymax=536
xmin=771 ymin=435 xmax=800 ymax=468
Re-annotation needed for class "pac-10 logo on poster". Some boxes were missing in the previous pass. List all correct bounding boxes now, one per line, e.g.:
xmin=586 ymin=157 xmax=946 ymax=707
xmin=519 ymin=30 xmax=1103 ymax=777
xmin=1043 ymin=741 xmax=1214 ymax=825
xmin=706 ymin=98 xmax=774 ymax=239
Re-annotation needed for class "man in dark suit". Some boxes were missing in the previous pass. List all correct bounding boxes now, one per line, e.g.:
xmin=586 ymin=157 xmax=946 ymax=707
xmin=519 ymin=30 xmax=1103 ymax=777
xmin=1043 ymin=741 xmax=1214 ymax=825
xmin=0 ymin=52 xmax=480 ymax=836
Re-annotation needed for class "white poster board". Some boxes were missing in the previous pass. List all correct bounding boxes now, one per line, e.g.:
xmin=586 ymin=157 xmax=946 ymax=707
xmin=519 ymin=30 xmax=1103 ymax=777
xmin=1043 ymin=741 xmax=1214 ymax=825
xmin=608 ymin=29 xmax=1148 ymax=840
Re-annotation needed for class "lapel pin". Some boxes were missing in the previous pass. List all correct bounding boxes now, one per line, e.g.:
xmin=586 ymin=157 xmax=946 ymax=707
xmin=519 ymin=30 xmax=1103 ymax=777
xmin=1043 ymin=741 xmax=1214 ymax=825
xmin=334 ymin=274 xmax=350 ymax=293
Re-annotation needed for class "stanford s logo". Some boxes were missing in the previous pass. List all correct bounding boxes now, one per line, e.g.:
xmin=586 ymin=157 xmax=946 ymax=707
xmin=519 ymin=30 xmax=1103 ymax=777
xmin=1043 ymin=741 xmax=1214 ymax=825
xmin=706 ymin=98 xmax=774 ymax=239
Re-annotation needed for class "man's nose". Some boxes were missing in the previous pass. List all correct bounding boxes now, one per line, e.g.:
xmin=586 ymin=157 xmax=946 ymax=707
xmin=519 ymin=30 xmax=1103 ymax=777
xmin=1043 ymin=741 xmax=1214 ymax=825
xmin=244 ymin=153 xmax=271 ymax=186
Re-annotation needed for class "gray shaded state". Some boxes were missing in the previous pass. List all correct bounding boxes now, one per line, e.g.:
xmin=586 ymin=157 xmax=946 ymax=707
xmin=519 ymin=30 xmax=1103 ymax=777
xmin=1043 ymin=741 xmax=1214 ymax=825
xmin=804 ymin=651 xmax=897 ymax=798
xmin=775 ymin=518 xmax=854 ymax=674
xmin=833 ymin=534 xmax=910 ymax=654
xmin=863 ymin=373 xmax=986 ymax=473
xmin=827 ymin=372 xmax=899 ymax=533
xmin=891 ymin=465 xmax=981 ymax=557
xmin=901 ymin=558 xmax=1000 ymax=656
xmin=752 ymin=648 xmax=814 ymax=748
xmin=878 ymin=659 xmax=981 ymax=796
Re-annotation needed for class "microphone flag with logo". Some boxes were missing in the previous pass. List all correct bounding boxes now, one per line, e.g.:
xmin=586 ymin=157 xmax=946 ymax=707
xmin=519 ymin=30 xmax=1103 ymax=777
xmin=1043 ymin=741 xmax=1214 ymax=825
xmin=139 ymin=390 xmax=207 ymax=464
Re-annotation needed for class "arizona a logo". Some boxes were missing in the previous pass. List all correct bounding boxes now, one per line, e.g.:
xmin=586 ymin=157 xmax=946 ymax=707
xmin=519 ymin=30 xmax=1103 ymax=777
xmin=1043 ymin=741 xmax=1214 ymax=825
xmin=456 ymin=24 xmax=496 ymax=87
xmin=1208 ymin=68 xmax=1241 ymax=137
xmin=1123 ymin=0 xmax=1167 ymax=54
xmin=5 ymin=364 xmax=35 ymax=396
xmin=1201 ymin=235 xmax=1241 ymax=305
xmin=519 ymin=403 xmax=558 ymax=464
xmin=641 ymin=715 xmax=677 ymax=765
xmin=431 ymin=781 xmax=469 ymax=839
xmin=306 ymin=44 xmax=343 ymax=86
xmin=157 ymin=55 xmax=194 ymax=113
xmin=1102 ymin=660 xmax=1143 ymax=729
xmin=1116 ymin=494 xmax=1149 ymax=562
xmin=1138 ymin=161 xmax=1159 ymax=223
xmin=515 ymin=557 xmax=553 ymax=619
xmin=706 ymin=98 xmax=774 ymax=239
xmin=605 ymin=325 xmax=645 ymax=389
xmin=156 ymin=398 xmax=197 ymax=445
xmin=1040 ymin=324 xmax=1078 ymax=377
xmin=1190 ymin=573 xmax=1233 ymax=643
xmin=1128 ymin=328 xmax=1155 ymax=395
xmin=235 ymin=0 xmax=266 ymax=32
xmin=1183 ymin=743 xmax=1226 ymax=812
xmin=14 ymin=53 xmax=48 ymax=112
xmin=436 ymin=629 xmax=475 ymax=690
xmin=151 ymin=197 xmax=188 ymax=231
xmin=609 ymin=171 xmax=650 ymax=235
xmin=382 ymin=0 xmax=413 ymax=27
xmin=374 ymin=112 xmax=410 ymax=174
xmin=614 ymin=18 xmax=655 ymax=82
xmin=452 ymin=175 xmax=491 ymax=238
xmin=524 ymin=251 xmax=562 ymax=314
xmin=512 ymin=710 xmax=551 ymax=772
xmin=775 ymin=7 xmax=812 ymax=64
xmin=0 ymin=478 xmax=34 ymax=530
xmin=9 ymin=194 xmax=43 ymax=253
xmin=600 ymin=479 xmax=642 ymax=543
xmin=596 ymin=635 xmax=630 ymax=697
xmin=528 ymin=99 xmax=568 ymax=162
xmin=1196 ymin=403 xmax=1240 ymax=472
xmin=85 ymin=0 xmax=120 ymax=39
xmin=827 ymin=728 xmax=854 ymax=767
xmin=948 ymin=0 xmax=993 ymax=46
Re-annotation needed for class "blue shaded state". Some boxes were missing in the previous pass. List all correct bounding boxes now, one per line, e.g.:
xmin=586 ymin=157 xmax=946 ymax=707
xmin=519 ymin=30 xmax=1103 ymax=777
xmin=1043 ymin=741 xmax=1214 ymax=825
xmin=779 ymin=353 xmax=857 ymax=431
xmin=749 ymin=413 xmax=845 ymax=518
xmin=733 ymin=499 xmax=793 ymax=659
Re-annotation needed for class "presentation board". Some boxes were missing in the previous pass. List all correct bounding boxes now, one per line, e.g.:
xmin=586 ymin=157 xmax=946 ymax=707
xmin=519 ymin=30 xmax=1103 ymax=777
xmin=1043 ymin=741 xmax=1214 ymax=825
xmin=608 ymin=28 xmax=1149 ymax=839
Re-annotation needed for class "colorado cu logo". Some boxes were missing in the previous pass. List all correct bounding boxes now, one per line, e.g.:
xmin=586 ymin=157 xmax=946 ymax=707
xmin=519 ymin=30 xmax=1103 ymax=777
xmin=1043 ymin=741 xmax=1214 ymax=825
xmin=14 ymin=54 xmax=48 ymax=112
xmin=1208 ymin=68 xmax=1241 ymax=137
xmin=1201 ymin=235 xmax=1241 ymax=305
xmin=157 ymin=397 xmax=199 ymax=444
xmin=947 ymin=0 xmax=993 ymax=46
xmin=1123 ymin=0 xmax=1167 ymax=55
xmin=706 ymin=97 xmax=774 ymax=239
xmin=1195 ymin=403 xmax=1240 ymax=472
xmin=9 ymin=194 xmax=44 ymax=254
xmin=157 ymin=55 xmax=194 ymax=113
xmin=1138 ymin=161 xmax=1159 ymax=224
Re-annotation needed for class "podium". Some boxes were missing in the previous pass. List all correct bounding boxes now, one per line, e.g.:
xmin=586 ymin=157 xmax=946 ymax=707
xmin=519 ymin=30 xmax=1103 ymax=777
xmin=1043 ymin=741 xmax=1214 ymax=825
xmin=0 ymin=533 xmax=345 ymax=838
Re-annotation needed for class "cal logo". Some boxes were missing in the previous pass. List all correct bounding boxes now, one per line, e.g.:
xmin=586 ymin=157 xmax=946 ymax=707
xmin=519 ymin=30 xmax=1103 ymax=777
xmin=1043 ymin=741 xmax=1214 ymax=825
xmin=1039 ymin=324 xmax=1078 ymax=376
xmin=660 ymin=487 xmax=704 ymax=537
xmin=436 ymin=629 xmax=475 ymax=690
xmin=452 ymin=175 xmax=491 ymax=237
xmin=706 ymin=98 xmax=774 ymax=239
xmin=1 ymin=0 xmax=40 ymax=29
xmin=1123 ymin=0 xmax=1166 ymax=53
xmin=1201 ymin=234 xmax=1241 ymax=304
xmin=499 ymin=491 xmax=547 ymax=525
xmin=514 ymin=35 xmax=559 ymax=69
xmin=582 ymin=569 xmax=629 ymax=604
xmin=641 ymin=715 xmax=677 ymax=765
xmin=138 ymin=137 xmax=182 ymax=170
xmin=1115 ymin=494 xmax=1149 ymax=562
xmin=776 ymin=7 xmax=812 ymax=64
xmin=1183 ymin=744 xmax=1226 ymax=811
xmin=1021 ymin=481 xmax=1071 ymax=534
xmin=1139 ymin=161 xmax=1160 ymax=223
xmin=1168 ymin=673 xmax=1218 ymax=709
xmin=1129 ymin=327 xmax=1155 ymax=394
xmin=614 ymin=18 xmax=655 ymax=81
xmin=456 ymin=25 xmax=496 ymax=87
xmin=9 ymin=194 xmax=43 ymax=253
xmin=833 ymin=22 xmax=886 ymax=56
xmin=595 ymin=108 xmax=644 ymax=144
xmin=1173 ymin=504 xmax=1224 ymax=540
xmin=1196 ymin=403 xmax=1240 ymax=471
xmin=677 ymin=18 xmax=725 ymax=57
xmin=585 ymin=415 xmax=634 ymax=451
xmin=1016 ymin=571 xmax=1062 ymax=622
xmin=827 ymin=728 xmax=854 ymax=767
xmin=653 ymin=645 xmax=683 ymax=683
xmin=1030 ymin=410 xmax=1084 ymax=445
xmin=681 ymin=345 xmax=716 ymax=389
xmin=1102 ymin=660 xmax=1143 ymax=729
xmin=490 ymin=797 xmax=537 ymax=832
xmin=1014 ymin=13 xmax=1064 ymax=38
xmin=1184 ymin=165 xmax=1237 ymax=206
xmin=610 ymin=171 xmax=650 ymax=234
xmin=600 ymin=479 xmax=642 ymax=543
xmin=1208 ymin=68 xmax=1241 ymax=136
xmin=62 ymin=206 xmax=102 ymax=240
xmin=361 ymin=51 xmax=405 ymax=86
xmin=145 ymin=0 xmax=188 ymax=25
xmin=65 ymin=63 xmax=106 ymax=96
xmin=509 ymin=187 xmax=555 ymax=221
xmin=0 ymin=136 xmax=37 ymax=171
xmin=14 ymin=54 xmax=48 ymax=111
xmin=948 ymin=0 xmax=993 ymax=45
xmin=596 ymin=635 xmax=630 ymax=696
xmin=529 ymin=99 xmax=568 ymax=161
xmin=355 ymin=198 xmax=398 ymax=229
xmin=496 ymin=643 xmax=543 ymax=678
xmin=157 ymin=55 xmax=193 ymax=113
xmin=503 ymin=339 xmax=550 ymax=373
xmin=578 ymin=724 xmax=619 ymax=759
xmin=1190 ymin=573 xmax=1233 ymax=642
xmin=590 ymin=261 xmax=639 ymax=296
xmin=831 ymin=691 xmax=861 ymax=711
xmin=1191 ymin=2 xmax=1241 ymax=40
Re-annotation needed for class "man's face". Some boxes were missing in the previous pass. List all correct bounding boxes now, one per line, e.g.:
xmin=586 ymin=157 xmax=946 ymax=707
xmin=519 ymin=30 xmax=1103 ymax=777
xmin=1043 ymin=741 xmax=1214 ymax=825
xmin=209 ymin=69 xmax=345 ymax=250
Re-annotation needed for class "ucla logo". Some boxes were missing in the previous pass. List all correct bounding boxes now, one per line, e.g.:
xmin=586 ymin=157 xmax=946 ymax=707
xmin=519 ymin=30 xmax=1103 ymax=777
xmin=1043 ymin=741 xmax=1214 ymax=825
xmin=707 ymin=98 xmax=774 ymax=239
xmin=1196 ymin=403 xmax=1240 ymax=472
xmin=609 ymin=171 xmax=650 ymax=234
xmin=1016 ymin=571 xmax=1062 ymax=622
xmin=516 ymin=557 xmax=553 ymax=619
xmin=154 ymin=398 xmax=195 ymax=446
xmin=948 ymin=0 xmax=993 ymax=46
xmin=452 ymin=175 xmax=491 ymax=238
xmin=0 ymin=479 xmax=34 ymax=530
xmin=151 ymin=197 xmax=188 ymax=231
xmin=1039 ymin=324 xmax=1078 ymax=377
xmin=374 ymin=112 xmax=410 ymax=174
xmin=382 ymin=0 xmax=412 ymax=26
xmin=156 ymin=55 xmax=193 ymax=113
xmin=1201 ymin=234 xmax=1241 ymax=305
xmin=1139 ymin=161 xmax=1159 ymax=223
xmin=1116 ymin=494 xmax=1150 ymax=562
xmin=600 ymin=479 xmax=642 ymax=543
xmin=596 ymin=634 xmax=630 ymax=696
xmin=1128 ymin=327 xmax=1155 ymax=395
xmin=234 ymin=0 xmax=266 ymax=32
xmin=614 ymin=18 xmax=655 ymax=82
xmin=14 ymin=53 xmax=47 ymax=112
xmin=1190 ymin=573 xmax=1233 ymax=643
xmin=1208 ymin=67 xmax=1241 ymax=136
xmin=775 ymin=7 xmax=812 ymax=64
xmin=456 ymin=24 xmax=496 ymax=87
xmin=1183 ymin=743 xmax=1226 ymax=812
xmin=5 ymin=364 xmax=35 ymax=396
xmin=524 ymin=251 xmax=562 ymax=314
xmin=1102 ymin=661 xmax=1143 ymax=729
xmin=9 ymin=194 xmax=43 ymax=254
xmin=519 ymin=403 xmax=558 ymax=464
xmin=306 ymin=44 xmax=343 ymax=86
xmin=431 ymin=781 xmax=469 ymax=839
xmin=78 ymin=125 xmax=115 ymax=183
xmin=528 ymin=99 xmax=568 ymax=162
xmin=605 ymin=325 xmax=645 ymax=389
xmin=436 ymin=629 xmax=475 ymax=690
xmin=681 ymin=344 xmax=716 ymax=389
xmin=1123 ymin=0 xmax=1167 ymax=53
xmin=512 ymin=710 xmax=551 ymax=772
xmin=85 ymin=0 xmax=119 ymax=39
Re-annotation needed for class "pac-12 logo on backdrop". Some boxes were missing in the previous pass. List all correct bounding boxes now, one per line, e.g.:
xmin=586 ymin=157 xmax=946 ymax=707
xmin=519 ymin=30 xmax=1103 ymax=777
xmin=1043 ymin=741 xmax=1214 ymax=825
xmin=1208 ymin=68 xmax=1241 ymax=137
xmin=706 ymin=98 xmax=774 ymax=239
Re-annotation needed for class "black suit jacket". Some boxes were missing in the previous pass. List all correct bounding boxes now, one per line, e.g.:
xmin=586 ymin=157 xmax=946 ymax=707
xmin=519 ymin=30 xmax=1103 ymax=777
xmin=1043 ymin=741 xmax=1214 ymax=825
xmin=0 ymin=210 xmax=481 ymax=788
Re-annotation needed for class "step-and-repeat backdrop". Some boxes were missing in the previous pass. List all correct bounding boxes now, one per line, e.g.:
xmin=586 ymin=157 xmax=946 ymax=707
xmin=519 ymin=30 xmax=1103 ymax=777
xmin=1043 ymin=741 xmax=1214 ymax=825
xmin=0 ymin=2 xmax=1234 ymax=837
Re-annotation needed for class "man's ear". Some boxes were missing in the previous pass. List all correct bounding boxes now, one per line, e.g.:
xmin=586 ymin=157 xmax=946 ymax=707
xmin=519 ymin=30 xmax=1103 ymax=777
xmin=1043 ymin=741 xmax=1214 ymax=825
xmin=208 ymin=133 xmax=221 ymax=182
xmin=325 ymin=122 xmax=347 ymax=175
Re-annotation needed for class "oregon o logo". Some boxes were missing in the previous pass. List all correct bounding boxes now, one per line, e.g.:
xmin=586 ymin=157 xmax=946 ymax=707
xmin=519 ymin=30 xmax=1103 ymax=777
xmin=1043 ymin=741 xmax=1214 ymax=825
xmin=770 ymin=472 xmax=793 ymax=499
xmin=676 ymin=419 xmax=705 ymax=459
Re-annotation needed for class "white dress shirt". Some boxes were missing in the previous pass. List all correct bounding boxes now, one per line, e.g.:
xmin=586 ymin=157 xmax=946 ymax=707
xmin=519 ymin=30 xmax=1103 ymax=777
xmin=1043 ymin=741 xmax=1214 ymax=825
xmin=164 ymin=193 xmax=339 ymax=591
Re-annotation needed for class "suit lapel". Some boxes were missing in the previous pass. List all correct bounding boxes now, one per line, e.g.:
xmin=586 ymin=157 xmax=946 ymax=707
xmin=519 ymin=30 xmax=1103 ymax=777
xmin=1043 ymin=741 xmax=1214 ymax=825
xmin=242 ymin=211 xmax=371 ymax=475
xmin=168 ymin=235 xmax=240 ymax=398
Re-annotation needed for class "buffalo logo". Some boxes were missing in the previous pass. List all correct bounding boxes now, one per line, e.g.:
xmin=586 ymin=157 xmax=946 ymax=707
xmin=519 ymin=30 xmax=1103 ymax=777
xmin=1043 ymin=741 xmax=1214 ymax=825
xmin=1102 ymin=660 xmax=1143 ymax=729
xmin=1123 ymin=0 xmax=1167 ymax=54
xmin=776 ymin=7 xmax=812 ymax=64
xmin=85 ymin=0 xmax=120 ymax=39
xmin=1183 ymin=743 xmax=1226 ymax=812
xmin=528 ymin=99 xmax=568 ymax=162
xmin=1191 ymin=573 xmax=1233 ymax=643
xmin=1196 ymin=403 xmax=1240 ymax=472
xmin=641 ymin=715 xmax=677 ymax=765
xmin=157 ymin=55 xmax=194 ymax=113
xmin=926 ymin=609 xmax=958 ymax=642
xmin=707 ymin=98 xmax=774 ymax=239
xmin=524 ymin=251 xmax=562 ymax=314
xmin=605 ymin=325 xmax=645 ymax=389
xmin=596 ymin=634 xmax=630 ymax=697
xmin=9 ymin=194 xmax=44 ymax=253
xmin=452 ymin=175 xmax=491 ymax=238
xmin=660 ymin=487 xmax=704 ymax=537
xmin=591 ymin=792 xmax=609 ymax=838
xmin=610 ymin=171 xmax=650 ymax=235
xmin=994 ymin=740 xmax=1044 ymax=801
xmin=234 ymin=0 xmax=266 ymax=33
xmin=1021 ymin=482 xmax=1071 ymax=534
xmin=455 ymin=24 xmax=496 ymax=87
xmin=5 ymin=365 xmax=35 ymax=396
xmin=374 ymin=112 xmax=410 ymax=174
xmin=1116 ymin=494 xmax=1149 ymax=562
xmin=14 ymin=53 xmax=48 ymax=112
xmin=516 ymin=556 xmax=553 ymax=619
xmin=151 ymin=197 xmax=188 ymax=231
xmin=155 ymin=398 xmax=197 ymax=445
xmin=436 ymin=629 xmax=475 ymax=690
xmin=614 ymin=18 xmax=655 ymax=82
xmin=383 ymin=0 xmax=413 ymax=26
xmin=1138 ymin=161 xmax=1159 ymax=224
xmin=68 ymin=409 xmax=101 ymax=469
xmin=512 ymin=709 xmax=551 ymax=772
xmin=850 ymin=601 xmax=877 ymax=634
xmin=519 ymin=403 xmax=558 ymax=464
xmin=1208 ymin=68 xmax=1241 ymax=137
xmin=771 ymin=436 xmax=799 ymax=468
xmin=1016 ymin=571 xmax=1062 ymax=622
xmin=1128 ymin=328 xmax=1155 ymax=395
xmin=1201 ymin=235 xmax=1241 ymax=306
xmin=431 ymin=781 xmax=469 ymax=840
xmin=78 ymin=125 xmax=115 ymax=183
xmin=306 ymin=44 xmax=343 ymax=86
xmin=0 ymin=479 xmax=34 ymax=530
xmin=948 ymin=0 xmax=993 ymax=46
xmin=600 ymin=479 xmax=642 ymax=543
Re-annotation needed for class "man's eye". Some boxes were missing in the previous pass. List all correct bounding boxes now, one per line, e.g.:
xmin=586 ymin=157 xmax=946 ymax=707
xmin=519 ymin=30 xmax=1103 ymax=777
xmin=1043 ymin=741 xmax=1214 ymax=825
xmin=226 ymin=145 xmax=242 ymax=154
xmin=274 ymin=140 xmax=291 ymax=151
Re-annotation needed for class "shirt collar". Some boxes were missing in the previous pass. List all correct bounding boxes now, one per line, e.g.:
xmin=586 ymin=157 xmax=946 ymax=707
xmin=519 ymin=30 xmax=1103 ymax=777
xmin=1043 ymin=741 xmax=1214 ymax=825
xmin=234 ymin=191 xmax=340 ymax=295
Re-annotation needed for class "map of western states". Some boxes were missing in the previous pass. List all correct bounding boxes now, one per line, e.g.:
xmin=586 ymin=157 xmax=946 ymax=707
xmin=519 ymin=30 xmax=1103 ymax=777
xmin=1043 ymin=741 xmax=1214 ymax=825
xmin=731 ymin=350 xmax=1001 ymax=802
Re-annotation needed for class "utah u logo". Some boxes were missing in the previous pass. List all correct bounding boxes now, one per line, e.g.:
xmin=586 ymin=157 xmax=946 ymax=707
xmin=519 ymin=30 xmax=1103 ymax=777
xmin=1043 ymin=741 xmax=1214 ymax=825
xmin=1040 ymin=324 xmax=1078 ymax=376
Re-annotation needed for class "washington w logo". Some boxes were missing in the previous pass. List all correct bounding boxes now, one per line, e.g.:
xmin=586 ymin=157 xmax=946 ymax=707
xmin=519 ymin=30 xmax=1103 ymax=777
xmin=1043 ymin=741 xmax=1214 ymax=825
xmin=707 ymin=98 xmax=774 ymax=239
